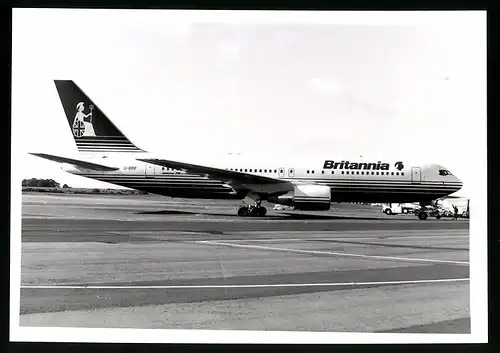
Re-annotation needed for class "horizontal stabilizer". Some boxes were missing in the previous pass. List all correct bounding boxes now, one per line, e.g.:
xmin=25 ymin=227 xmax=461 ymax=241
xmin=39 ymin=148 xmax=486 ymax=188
xmin=30 ymin=153 xmax=119 ymax=171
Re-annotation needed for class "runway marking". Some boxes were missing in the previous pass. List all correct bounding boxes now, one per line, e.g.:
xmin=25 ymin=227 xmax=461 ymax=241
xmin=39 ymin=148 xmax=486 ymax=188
xmin=20 ymin=278 xmax=469 ymax=290
xmin=199 ymin=235 xmax=469 ymax=242
xmin=108 ymin=230 xmax=469 ymax=243
xmin=194 ymin=241 xmax=470 ymax=266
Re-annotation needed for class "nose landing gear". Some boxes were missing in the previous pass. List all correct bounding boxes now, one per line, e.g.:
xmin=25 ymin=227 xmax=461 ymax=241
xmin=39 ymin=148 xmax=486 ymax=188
xmin=415 ymin=201 xmax=442 ymax=220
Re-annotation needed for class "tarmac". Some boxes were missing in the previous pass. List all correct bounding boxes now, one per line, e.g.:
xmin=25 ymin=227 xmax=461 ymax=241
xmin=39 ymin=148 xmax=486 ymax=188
xmin=19 ymin=192 xmax=470 ymax=333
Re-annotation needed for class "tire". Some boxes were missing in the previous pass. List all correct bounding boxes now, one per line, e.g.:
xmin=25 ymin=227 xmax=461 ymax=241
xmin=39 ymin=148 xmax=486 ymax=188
xmin=418 ymin=212 xmax=428 ymax=220
xmin=258 ymin=207 xmax=267 ymax=217
xmin=237 ymin=207 xmax=248 ymax=217
xmin=385 ymin=209 xmax=392 ymax=215
xmin=436 ymin=214 xmax=441 ymax=220
xmin=249 ymin=207 xmax=261 ymax=217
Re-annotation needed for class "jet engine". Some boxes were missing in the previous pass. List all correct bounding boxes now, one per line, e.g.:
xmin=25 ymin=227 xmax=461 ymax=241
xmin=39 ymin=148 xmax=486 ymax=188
xmin=268 ymin=184 xmax=331 ymax=211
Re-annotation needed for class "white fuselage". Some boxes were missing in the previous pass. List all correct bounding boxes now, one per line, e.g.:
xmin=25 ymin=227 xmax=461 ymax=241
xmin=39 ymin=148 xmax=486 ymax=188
xmin=62 ymin=152 xmax=463 ymax=204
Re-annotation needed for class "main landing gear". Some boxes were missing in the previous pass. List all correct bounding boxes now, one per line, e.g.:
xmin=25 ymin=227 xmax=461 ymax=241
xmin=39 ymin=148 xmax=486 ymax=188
xmin=237 ymin=200 xmax=267 ymax=217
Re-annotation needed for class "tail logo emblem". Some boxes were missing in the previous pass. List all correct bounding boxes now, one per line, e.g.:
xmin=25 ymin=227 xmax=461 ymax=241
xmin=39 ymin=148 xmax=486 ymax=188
xmin=72 ymin=102 xmax=96 ymax=138
xmin=395 ymin=161 xmax=404 ymax=171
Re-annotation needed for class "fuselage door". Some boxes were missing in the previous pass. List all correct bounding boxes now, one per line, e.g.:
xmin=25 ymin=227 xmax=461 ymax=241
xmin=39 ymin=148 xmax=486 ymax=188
xmin=145 ymin=162 xmax=155 ymax=178
xmin=288 ymin=168 xmax=295 ymax=178
xmin=278 ymin=167 xmax=285 ymax=178
xmin=411 ymin=167 xmax=421 ymax=184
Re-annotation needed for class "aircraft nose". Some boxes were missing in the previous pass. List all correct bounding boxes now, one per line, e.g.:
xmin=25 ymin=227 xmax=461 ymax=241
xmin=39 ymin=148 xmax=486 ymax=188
xmin=455 ymin=176 xmax=463 ymax=190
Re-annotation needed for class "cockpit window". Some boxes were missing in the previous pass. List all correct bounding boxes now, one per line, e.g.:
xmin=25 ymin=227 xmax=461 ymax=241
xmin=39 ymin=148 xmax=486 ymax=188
xmin=439 ymin=169 xmax=453 ymax=176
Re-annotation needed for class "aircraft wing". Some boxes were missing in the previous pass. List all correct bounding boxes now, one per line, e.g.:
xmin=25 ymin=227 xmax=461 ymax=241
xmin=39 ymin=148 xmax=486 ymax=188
xmin=30 ymin=153 xmax=119 ymax=171
xmin=138 ymin=158 xmax=293 ymax=194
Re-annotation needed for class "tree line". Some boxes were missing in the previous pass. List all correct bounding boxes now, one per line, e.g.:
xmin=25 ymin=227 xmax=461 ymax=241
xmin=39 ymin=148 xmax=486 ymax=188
xmin=22 ymin=178 xmax=69 ymax=188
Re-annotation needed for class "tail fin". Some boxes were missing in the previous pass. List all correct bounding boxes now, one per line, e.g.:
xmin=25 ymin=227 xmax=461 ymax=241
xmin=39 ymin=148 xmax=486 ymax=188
xmin=54 ymin=80 xmax=145 ymax=153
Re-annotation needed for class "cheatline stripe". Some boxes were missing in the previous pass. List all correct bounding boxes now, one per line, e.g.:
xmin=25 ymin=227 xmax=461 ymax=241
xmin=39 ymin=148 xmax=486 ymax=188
xmin=80 ymin=174 xmax=455 ymax=186
xmin=82 ymin=174 xmax=460 ymax=187
xmin=81 ymin=179 xmax=457 ymax=190
xmin=83 ymin=177 xmax=217 ymax=182
xmin=75 ymin=136 xmax=130 ymax=139
xmin=76 ymin=140 xmax=137 ymax=144
xmin=77 ymin=146 xmax=141 ymax=149
xmin=84 ymin=182 xmax=457 ymax=192
xmin=96 ymin=183 xmax=227 ymax=188
xmin=77 ymin=149 xmax=144 ymax=152
xmin=75 ymin=141 xmax=136 ymax=144
xmin=76 ymin=139 xmax=136 ymax=143
xmin=85 ymin=178 xmax=221 ymax=183
xmin=111 ymin=183 xmax=232 ymax=188
xmin=81 ymin=174 xmax=208 ymax=179
xmin=86 ymin=185 xmax=455 ymax=194
xmin=76 ymin=149 xmax=144 ymax=153
xmin=295 ymin=178 xmax=462 ymax=184
xmin=83 ymin=177 xmax=456 ymax=187
xmin=77 ymin=146 xmax=141 ymax=150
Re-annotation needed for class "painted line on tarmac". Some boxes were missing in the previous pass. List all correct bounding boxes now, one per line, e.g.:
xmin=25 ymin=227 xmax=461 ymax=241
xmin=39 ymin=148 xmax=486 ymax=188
xmin=194 ymin=241 xmax=470 ymax=266
xmin=206 ymin=235 xmax=470 ymax=242
xmin=238 ymin=229 xmax=470 ymax=234
xmin=20 ymin=277 xmax=469 ymax=290
xmin=108 ymin=230 xmax=469 ymax=242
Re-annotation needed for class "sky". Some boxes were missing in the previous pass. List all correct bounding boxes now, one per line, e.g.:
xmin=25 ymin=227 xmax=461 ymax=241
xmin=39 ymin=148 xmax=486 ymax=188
xmin=11 ymin=10 xmax=486 ymax=197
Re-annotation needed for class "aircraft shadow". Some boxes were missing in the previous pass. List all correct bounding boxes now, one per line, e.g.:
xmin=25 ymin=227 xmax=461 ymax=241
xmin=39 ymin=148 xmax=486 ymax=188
xmin=135 ymin=209 xmax=396 ymax=221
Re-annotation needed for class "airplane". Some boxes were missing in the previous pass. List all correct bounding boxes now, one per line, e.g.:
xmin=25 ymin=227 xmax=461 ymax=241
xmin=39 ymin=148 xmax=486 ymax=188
xmin=30 ymin=80 xmax=464 ymax=220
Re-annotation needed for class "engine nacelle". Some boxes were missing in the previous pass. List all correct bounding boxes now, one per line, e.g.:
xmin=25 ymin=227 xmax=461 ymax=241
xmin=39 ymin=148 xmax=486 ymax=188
xmin=268 ymin=184 xmax=331 ymax=211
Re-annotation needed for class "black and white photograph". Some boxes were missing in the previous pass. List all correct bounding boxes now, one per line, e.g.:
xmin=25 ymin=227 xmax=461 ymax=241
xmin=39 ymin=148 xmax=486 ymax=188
xmin=10 ymin=9 xmax=487 ymax=344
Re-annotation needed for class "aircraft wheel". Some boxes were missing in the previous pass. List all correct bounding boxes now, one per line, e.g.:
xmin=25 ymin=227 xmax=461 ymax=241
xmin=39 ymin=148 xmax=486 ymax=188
xmin=436 ymin=214 xmax=441 ymax=220
xmin=385 ymin=209 xmax=392 ymax=215
xmin=238 ymin=206 xmax=249 ymax=217
xmin=258 ymin=207 xmax=267 ymax=217
xmin=418 ymin=212 xmax=428 ymax=220
xmin=249 ymin=206 xmax=261 ymax=217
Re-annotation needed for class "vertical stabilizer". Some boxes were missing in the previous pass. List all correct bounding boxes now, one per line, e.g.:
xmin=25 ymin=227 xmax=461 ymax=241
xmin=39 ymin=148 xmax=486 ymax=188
xmin=54 ymin=80 xmax=145 ymax=153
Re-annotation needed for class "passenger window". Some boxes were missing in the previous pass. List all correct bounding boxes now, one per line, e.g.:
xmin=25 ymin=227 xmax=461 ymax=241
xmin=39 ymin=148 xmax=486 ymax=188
xmin=245 ymin=169 xmax=247 ymax=172
xmin=391 ymin=172 xmax=394 ymax=175
xmin=312 ymin=170 xmax=315 ymax=174
xmin=321 ymin=171 xmax=324 ymax=174
xmin=401 ymin=172 xmax=404 ymax=176
xmin=259 ymin=169 xmax=262 ymax=172
xmin=331 ymin=171 xmax=334 ymax=174
xmin=307 ymin=170 xmax=310 ymax=174
xmin=346 ymin=171 xmax=349 ymax=175
xmin=356 ymin=171 xmax=359 ymax=175
xmin=341 ymin=171 xmax=344 ymax=175
xmin=376 ymin=172 xmax=379 ymax=175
